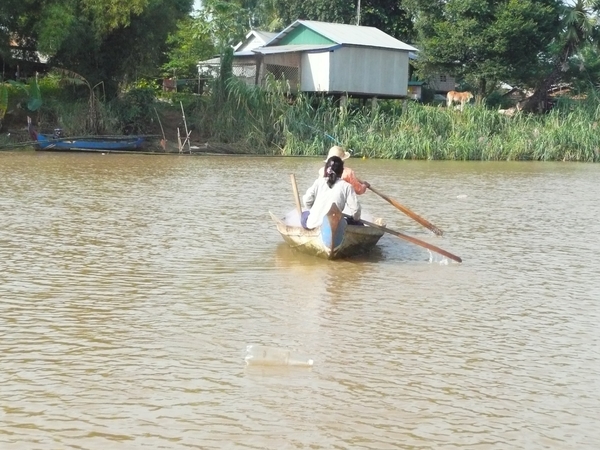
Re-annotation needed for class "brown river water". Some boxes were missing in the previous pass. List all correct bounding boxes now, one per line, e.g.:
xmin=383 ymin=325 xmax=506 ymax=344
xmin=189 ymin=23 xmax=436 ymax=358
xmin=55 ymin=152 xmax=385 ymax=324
xmin=1 ymin=151 xmax=599 ymax=449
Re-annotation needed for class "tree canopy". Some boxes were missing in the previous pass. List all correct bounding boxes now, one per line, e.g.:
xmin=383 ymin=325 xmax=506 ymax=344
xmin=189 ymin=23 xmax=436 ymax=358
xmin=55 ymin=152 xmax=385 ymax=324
xmin=405 ymin=0 xmax=562 ymax=96
xmin=5 ymin=0 xmax=600 ymax=111
xmin=522 ymin=0 xmax=600 ymax=111
xmin=271 ymin=0 xmax=414 ymax=41
xmin=197 ymin=0 xmax=415 ymax=44
xmin=163 ymin=16 xmax=216 ymax=78
xmin=1 ymin=0 xmax=193 ymax=96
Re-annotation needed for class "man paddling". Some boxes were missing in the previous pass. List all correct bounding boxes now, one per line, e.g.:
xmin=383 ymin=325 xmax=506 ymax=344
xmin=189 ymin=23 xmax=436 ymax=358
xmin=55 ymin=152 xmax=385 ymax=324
xmin=318 ymin=146 xmax=370 ymax=195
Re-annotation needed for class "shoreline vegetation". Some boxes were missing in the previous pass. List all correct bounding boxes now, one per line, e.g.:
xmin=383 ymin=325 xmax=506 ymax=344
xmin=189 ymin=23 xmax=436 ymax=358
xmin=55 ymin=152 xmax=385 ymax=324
xmin=2 ymin=75 xmax=599 ymax=162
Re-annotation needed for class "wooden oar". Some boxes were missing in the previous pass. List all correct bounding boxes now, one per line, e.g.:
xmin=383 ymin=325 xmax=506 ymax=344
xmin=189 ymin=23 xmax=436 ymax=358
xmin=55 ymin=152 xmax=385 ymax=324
xmin=352 ymin=216 xmax=462 ymax=263
xmin=290 ymin=174 xmax=303 ymax=216
xmin=368 ymin=186 xmax=444 ymax=236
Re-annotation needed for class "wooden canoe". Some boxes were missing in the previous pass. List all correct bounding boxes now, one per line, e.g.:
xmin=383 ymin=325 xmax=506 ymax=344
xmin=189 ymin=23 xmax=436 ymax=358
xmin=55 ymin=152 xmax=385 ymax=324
xmin=270 ymin=203 xmax=385 ymax=260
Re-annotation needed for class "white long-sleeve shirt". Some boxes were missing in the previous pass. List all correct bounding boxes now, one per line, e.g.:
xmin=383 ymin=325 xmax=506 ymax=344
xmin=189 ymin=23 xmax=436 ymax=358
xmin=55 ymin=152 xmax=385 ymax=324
xmin=302 ymin=177 xmax=361 ymax=229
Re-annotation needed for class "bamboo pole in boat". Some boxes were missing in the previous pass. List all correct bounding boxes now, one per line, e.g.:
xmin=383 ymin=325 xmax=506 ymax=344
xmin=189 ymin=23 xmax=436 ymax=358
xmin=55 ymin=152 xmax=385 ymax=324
xmin=290 ymin=174 xmax=303 ymax=217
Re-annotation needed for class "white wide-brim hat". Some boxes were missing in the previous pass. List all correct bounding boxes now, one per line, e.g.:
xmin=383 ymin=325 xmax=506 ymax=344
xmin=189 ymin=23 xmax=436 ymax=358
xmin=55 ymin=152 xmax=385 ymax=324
xmin=324 ymin=145 xmax=351 ymax=161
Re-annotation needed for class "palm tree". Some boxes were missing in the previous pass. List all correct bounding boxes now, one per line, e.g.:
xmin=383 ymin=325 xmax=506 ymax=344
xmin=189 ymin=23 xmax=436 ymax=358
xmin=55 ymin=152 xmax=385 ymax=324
xmin=523 ymin=0 xmax=600 ymax=112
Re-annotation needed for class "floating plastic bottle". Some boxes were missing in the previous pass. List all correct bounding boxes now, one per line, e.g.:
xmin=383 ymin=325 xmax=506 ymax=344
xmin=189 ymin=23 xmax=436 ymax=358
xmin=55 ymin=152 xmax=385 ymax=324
xmin=244 ymin=344 xmax=314 ymax=367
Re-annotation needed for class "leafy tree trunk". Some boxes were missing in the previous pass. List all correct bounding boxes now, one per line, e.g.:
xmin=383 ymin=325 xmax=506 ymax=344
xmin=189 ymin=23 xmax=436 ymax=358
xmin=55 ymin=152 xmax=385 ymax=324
xmin=521 ymin=40 xmax=574 ymax=113
xmin=0 ymin=84 xmax=8 ymax=129
xmin=478 ymin=78 xmax=487 ymax=99
xmin=406 ymin=0 xmax=560 ymax=101
xmin=521 ymin=5 xmax=582 ymax=114
xmin=521 ymin=63 xmax=563 ymax=113
xmin=217 ymin=47 xmax=234 ymax=104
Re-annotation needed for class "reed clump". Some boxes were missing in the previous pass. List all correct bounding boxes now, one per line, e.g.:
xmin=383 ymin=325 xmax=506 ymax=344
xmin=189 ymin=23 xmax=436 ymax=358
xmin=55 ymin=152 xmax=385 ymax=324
xmin=282 ymin=98 xmax=600 ymax=162
xmin=194 ymin=81 xmax=600 ymax=162
xmin=5 ymin=69 xmax=600 ymax=162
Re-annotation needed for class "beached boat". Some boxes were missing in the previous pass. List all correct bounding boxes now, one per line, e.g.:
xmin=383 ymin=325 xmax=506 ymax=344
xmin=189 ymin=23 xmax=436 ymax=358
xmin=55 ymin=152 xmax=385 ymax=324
xmin=270 ymin=203 xmax=385 ymax=260
xmin=28 ymin=118 xmax=146 ymax=152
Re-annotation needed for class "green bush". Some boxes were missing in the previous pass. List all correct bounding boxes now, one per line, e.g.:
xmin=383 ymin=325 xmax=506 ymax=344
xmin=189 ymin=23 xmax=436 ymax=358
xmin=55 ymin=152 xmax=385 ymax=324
xmin=111 ymin=87 xmax=157 ymax=133
xmin=421 ymin=87 xmax=435 ymax=104
xmin=484 ymin=90 xmax=514 ymax=109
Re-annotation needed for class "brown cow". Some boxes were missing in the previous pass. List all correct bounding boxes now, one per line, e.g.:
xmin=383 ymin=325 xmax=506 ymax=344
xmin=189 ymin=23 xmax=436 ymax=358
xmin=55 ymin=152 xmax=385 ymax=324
xmin=446 ymin=91 xmax=474 ymax=110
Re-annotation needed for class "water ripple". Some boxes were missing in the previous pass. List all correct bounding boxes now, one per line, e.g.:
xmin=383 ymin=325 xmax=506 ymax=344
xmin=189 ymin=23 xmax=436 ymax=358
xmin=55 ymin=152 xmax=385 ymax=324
xmin=1 ymin=154 xmax=599 ymax=448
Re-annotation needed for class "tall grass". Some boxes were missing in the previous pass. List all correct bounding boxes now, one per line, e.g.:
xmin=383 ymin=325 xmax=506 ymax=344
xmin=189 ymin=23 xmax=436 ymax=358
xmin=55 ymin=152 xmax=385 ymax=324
xmin=187 ymin=80 xmax=600 ymax=161
xmin=9 ymin=68 xmax=600 ymax=161
xmin=180 ymin=75 xmax=292 ymax=153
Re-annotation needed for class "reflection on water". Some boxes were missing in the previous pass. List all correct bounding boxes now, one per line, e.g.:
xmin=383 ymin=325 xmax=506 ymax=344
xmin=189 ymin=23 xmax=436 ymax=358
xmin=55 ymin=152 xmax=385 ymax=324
xmin=1 ymin=152 xmax=599 ymax=449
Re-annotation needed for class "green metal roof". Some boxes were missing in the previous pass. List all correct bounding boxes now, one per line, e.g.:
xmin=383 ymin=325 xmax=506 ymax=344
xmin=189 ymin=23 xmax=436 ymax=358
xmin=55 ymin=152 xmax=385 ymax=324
xmin=267 ymin=20 xmax=417 ymax=52
xmin=278 ymin=27 xmax=336 ymax=46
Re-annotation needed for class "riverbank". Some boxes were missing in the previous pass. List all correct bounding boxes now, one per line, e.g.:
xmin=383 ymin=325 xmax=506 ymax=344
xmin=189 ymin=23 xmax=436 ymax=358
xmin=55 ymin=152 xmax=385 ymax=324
xmin=2 ymin=88 xmax=600 ymax=161
xmin=0 ymin=106 xmax=230 ymax=155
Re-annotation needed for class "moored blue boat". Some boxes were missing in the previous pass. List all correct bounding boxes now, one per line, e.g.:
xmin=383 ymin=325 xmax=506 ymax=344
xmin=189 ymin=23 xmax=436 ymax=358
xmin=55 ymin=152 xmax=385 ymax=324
xmin=28 ymin=117 xmax=146 ymax=152
xmin=34 ymin=133 xmax=145 ymax=151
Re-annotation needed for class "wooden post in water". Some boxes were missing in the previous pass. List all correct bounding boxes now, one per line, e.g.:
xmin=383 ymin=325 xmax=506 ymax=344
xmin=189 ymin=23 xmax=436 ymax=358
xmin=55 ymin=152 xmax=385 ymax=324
xmin=180 ymin=101 xmax=191 ymax=153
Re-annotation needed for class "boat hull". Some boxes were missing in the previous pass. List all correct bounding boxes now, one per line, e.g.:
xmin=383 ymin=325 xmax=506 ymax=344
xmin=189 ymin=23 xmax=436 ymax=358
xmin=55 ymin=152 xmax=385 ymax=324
xmin=270 ymin=204 xmax=385 ymax=260
xmin=35 ymin=134 xmax=145 ymax=151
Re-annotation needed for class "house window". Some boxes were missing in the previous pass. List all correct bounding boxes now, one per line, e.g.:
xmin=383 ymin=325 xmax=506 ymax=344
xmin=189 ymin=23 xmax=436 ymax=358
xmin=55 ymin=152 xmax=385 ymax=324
xmin=440 ymin=75 xmax=447 ymax=82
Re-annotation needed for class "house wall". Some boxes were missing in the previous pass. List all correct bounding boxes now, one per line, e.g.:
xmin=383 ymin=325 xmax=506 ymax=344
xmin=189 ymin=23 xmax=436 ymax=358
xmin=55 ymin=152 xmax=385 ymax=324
xmin=263 ymin=53 xmax=301 ymax=67
xmin=428 ymin=74 xmax=456 ymax=93
xmin=262 ymin=53 xmax=302 ymax=91
xmin=301 ymin=52 xmax=331 ymax=92
xmin=237 ymin=38 xmax=263 ymax=52
xmin=304 ymin=46 xmax=409 ymax=97
xmin=259 ymin=46 xmax=411 ymax=98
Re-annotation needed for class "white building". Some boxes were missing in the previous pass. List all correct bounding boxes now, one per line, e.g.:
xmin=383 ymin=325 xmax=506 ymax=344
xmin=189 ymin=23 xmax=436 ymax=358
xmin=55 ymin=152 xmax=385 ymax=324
xmin=199 ymin=21 xmax=417 ymax=100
